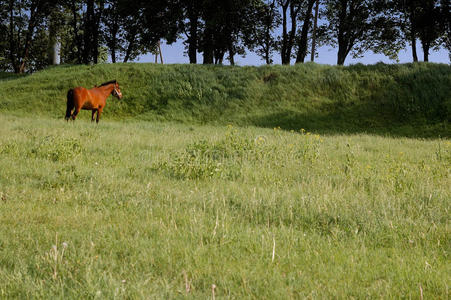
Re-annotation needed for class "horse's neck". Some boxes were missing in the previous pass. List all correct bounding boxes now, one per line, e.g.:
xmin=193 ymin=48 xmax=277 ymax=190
xmin=99 ymin=84 xmax=114 ymax=96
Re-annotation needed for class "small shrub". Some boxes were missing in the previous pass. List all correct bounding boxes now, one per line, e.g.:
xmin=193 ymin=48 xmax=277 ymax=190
xmin=156 ymin=128 xmax=254 ymax=180
xmin=30 ymin=136 xmax=83 ymax=162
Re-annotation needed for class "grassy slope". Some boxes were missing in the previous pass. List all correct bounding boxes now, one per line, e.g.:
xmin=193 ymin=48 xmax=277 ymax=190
xmin=0 ymin=115 xmax=449 ymax=298
xmin=1 ymin=62 xmax=450 ymax=137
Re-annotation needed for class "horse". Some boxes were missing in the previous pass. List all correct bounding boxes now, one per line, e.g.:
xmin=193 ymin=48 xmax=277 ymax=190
xmin=65 ymin=80 xmax=122 ymax=123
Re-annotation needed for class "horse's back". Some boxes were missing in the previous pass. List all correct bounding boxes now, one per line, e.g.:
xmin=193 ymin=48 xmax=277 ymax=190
xmin=72 ymin=87 xmax=91 ymax=100
xmin=74 ymin=86 xmax=104 ymax=109
xmin=73 ymin=86 xmax=88 ymax=95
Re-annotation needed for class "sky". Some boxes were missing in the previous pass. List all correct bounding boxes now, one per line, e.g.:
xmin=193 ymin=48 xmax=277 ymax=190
xmin=137 ymin=39 xmax=451 ymax=66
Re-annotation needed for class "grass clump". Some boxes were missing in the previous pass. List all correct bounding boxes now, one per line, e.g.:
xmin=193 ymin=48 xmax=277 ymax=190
xmin=157 ymin=126 xmax=323 ymax=180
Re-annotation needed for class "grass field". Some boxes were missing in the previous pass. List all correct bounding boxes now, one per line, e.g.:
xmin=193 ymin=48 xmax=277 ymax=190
xmin=0 ymin=113 xmax=449 ymax=298
xmin=0 ymin=63 xmax=450 ymax=298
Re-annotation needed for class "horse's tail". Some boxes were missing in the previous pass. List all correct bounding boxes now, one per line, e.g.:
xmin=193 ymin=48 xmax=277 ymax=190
xmin=65 ymin=89 xmax=74 ymax=120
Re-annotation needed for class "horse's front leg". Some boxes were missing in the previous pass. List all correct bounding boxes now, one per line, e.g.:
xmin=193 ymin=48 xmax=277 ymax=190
xmin=91 ymin=109 xmax=97 ymax=122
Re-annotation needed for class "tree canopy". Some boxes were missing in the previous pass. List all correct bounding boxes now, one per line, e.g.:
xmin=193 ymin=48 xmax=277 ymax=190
xmin=0 ymin=0 xmax=449 ymax=72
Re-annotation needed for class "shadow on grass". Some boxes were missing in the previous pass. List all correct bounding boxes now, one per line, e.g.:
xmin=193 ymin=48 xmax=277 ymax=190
xmin=250 ymin=109 xmax=451 ymax=139
xmin=250 ymin=63 xmax=451 ymax=139
xmin=0 ymin=72 xmax=27 ymax=81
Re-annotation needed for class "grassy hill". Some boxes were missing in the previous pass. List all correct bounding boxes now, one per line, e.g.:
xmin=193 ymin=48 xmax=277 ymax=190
xmin=1 ymin=62 xmax=450 ymax=137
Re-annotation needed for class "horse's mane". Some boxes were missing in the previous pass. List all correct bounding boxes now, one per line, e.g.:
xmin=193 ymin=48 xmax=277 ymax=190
xmin=98 ymin=80 xmax=117 ymax=87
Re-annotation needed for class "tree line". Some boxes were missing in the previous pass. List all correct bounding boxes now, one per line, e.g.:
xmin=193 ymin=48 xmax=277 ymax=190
xmin=1 ymin=0 xmax=450 ymax=73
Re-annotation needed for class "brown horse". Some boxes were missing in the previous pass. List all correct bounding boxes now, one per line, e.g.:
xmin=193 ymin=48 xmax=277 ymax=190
xmin=65 ymin=80 xmax=123 ymax=123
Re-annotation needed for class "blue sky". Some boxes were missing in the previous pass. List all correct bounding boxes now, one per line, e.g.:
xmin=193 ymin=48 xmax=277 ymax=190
xmin=138 ymin=39 xmax=450 ymax=66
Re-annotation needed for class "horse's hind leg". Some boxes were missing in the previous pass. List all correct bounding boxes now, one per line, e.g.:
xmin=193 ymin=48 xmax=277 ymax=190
xmin=65 ymin=106 xmax=73 ymax=121
xmin=65 ymin=89 xmax=74 ymax=121
xmin=71 ymin=107 xmax=81 ymax=121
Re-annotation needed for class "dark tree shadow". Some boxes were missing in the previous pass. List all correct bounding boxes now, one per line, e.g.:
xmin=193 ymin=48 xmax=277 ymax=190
xmin=250 ymin=107 xmax=451 ymax=139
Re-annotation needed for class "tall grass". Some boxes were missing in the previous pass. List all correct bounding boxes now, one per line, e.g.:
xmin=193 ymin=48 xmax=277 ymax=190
xmin=1 ymin=62 xmax=450 ymax=137
xmin=0 ymin=114 xmax=449 ymax=298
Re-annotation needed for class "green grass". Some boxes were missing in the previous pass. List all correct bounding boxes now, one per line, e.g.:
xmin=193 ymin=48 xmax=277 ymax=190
xmin=1 ymin=62 xmax=450 ymax=137
xmin=0 ymin=63 xmax=450 ymax=297
xmin=0 ymin=113 xmax=450 ymax=298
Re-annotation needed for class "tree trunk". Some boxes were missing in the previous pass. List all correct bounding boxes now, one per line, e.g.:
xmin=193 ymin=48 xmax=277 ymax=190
xmin=203 ymin=20 xmax=214 ymax=64
xmin=337 ymin=41 xmax=348 ymax=65
xmin=310 ymin=0 xmax=319 ymax=62
xmin=296 ymin=0 xmax=315 ymax=63
xmin=48 ymin=7 xmax=60 ymax=65
xmin=19 ymin=0 xmax=40 ymax=73
xmin=228 ymin=45 xmax=235 ymax=65
xmin=409 ymin=14 xmax=418 ymax=62
xmin=158 ymin=41 xmax=163 ymax=64
xmin=111 ymin=17 xmax=118 ymax=63
xmin=123 ymin=28 xmax=137 ymax=63
xmin=265 ymin=47 xmax=271 ymax=65
xmin=107 ymin=1 xmax=119 ymax=63
xmin=286 ymin=3 xmax=298 ymax=63
xmin=71 ymin=0 xmax=82 ymax=64
xmin=83 ymin=0 xmax=94 ymax=63
xmin=264 ymin=26 xmax=271 ymax=64
xmin=214 ymin=48 xmax=224 ymax=65
xmin=92 ymin=1 xmax=104 ymax=64
xmin=337 ymin=53 xmax=347 ymax=65
xmin=187 ymin=10 xmax=198 ymax=64
xmin=411 ymin=35 xmax=418 ymax=62
xmin=280 ymin=1 xmax=289 ymax=64
xmin=48 ymin=39 xmax=60 ymax=65
xmin=336 ymin=0 xmax=349 ymax=66
xmin=9 ymin=1 xmax=19 ymax=73
xmin=281 ymin=1 xmax=300 ymax=65
xmin=422 ymin=41 xmax=430 ymax=62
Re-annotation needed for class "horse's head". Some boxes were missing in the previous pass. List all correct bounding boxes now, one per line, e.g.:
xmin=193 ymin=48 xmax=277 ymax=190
xmin=112 ymin=81 xmax=123 ymax=100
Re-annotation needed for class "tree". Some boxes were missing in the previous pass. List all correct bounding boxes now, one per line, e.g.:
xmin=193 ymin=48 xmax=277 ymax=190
xmin=198 ymin=0 xmax=253 ymax=65
xmin=324 ymin=0 xmax=371 ymax=65
xmin=322 ymin=0 xmax=402 ymax=65
xmin=276 ymin=0 xmax=319 ymax=64
xmin=243 ymin=0 xmax=281 ymax=64
xmin=279 ymin=0 xmax=302 ymax=64
xmin=82 ymin=0 xmax=105 ymax=64
xmin=392 ymin=0 xmax=420 ymax=62
xmin=295 ymin=0 xmax=316 ymax=63
xmin=416 ymin=0 xmax=442 ymax=62
xmin=310 ymin=0 xmax=319 ymax=61
xmin=47 ymin=3 xmax=66 ymax=65
xmin=139 ymin=0 xmax=179 ymax=62
xmin=390 ymin=0 xmax=448 ymax=62
xmin=178 ymin=0 xmax=202 ymax=63
xmin=103 ymin=0 xmax=179 ymax=63
xmin=2 ymin=0 xmax=52 ymax=73
xmin=0 ymin=1 xmax=9 ymax=70
xmin=440 ymin=0 xmax=451 ymax=60
xmin=103 ymin=0 xmax=122 ymax=63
